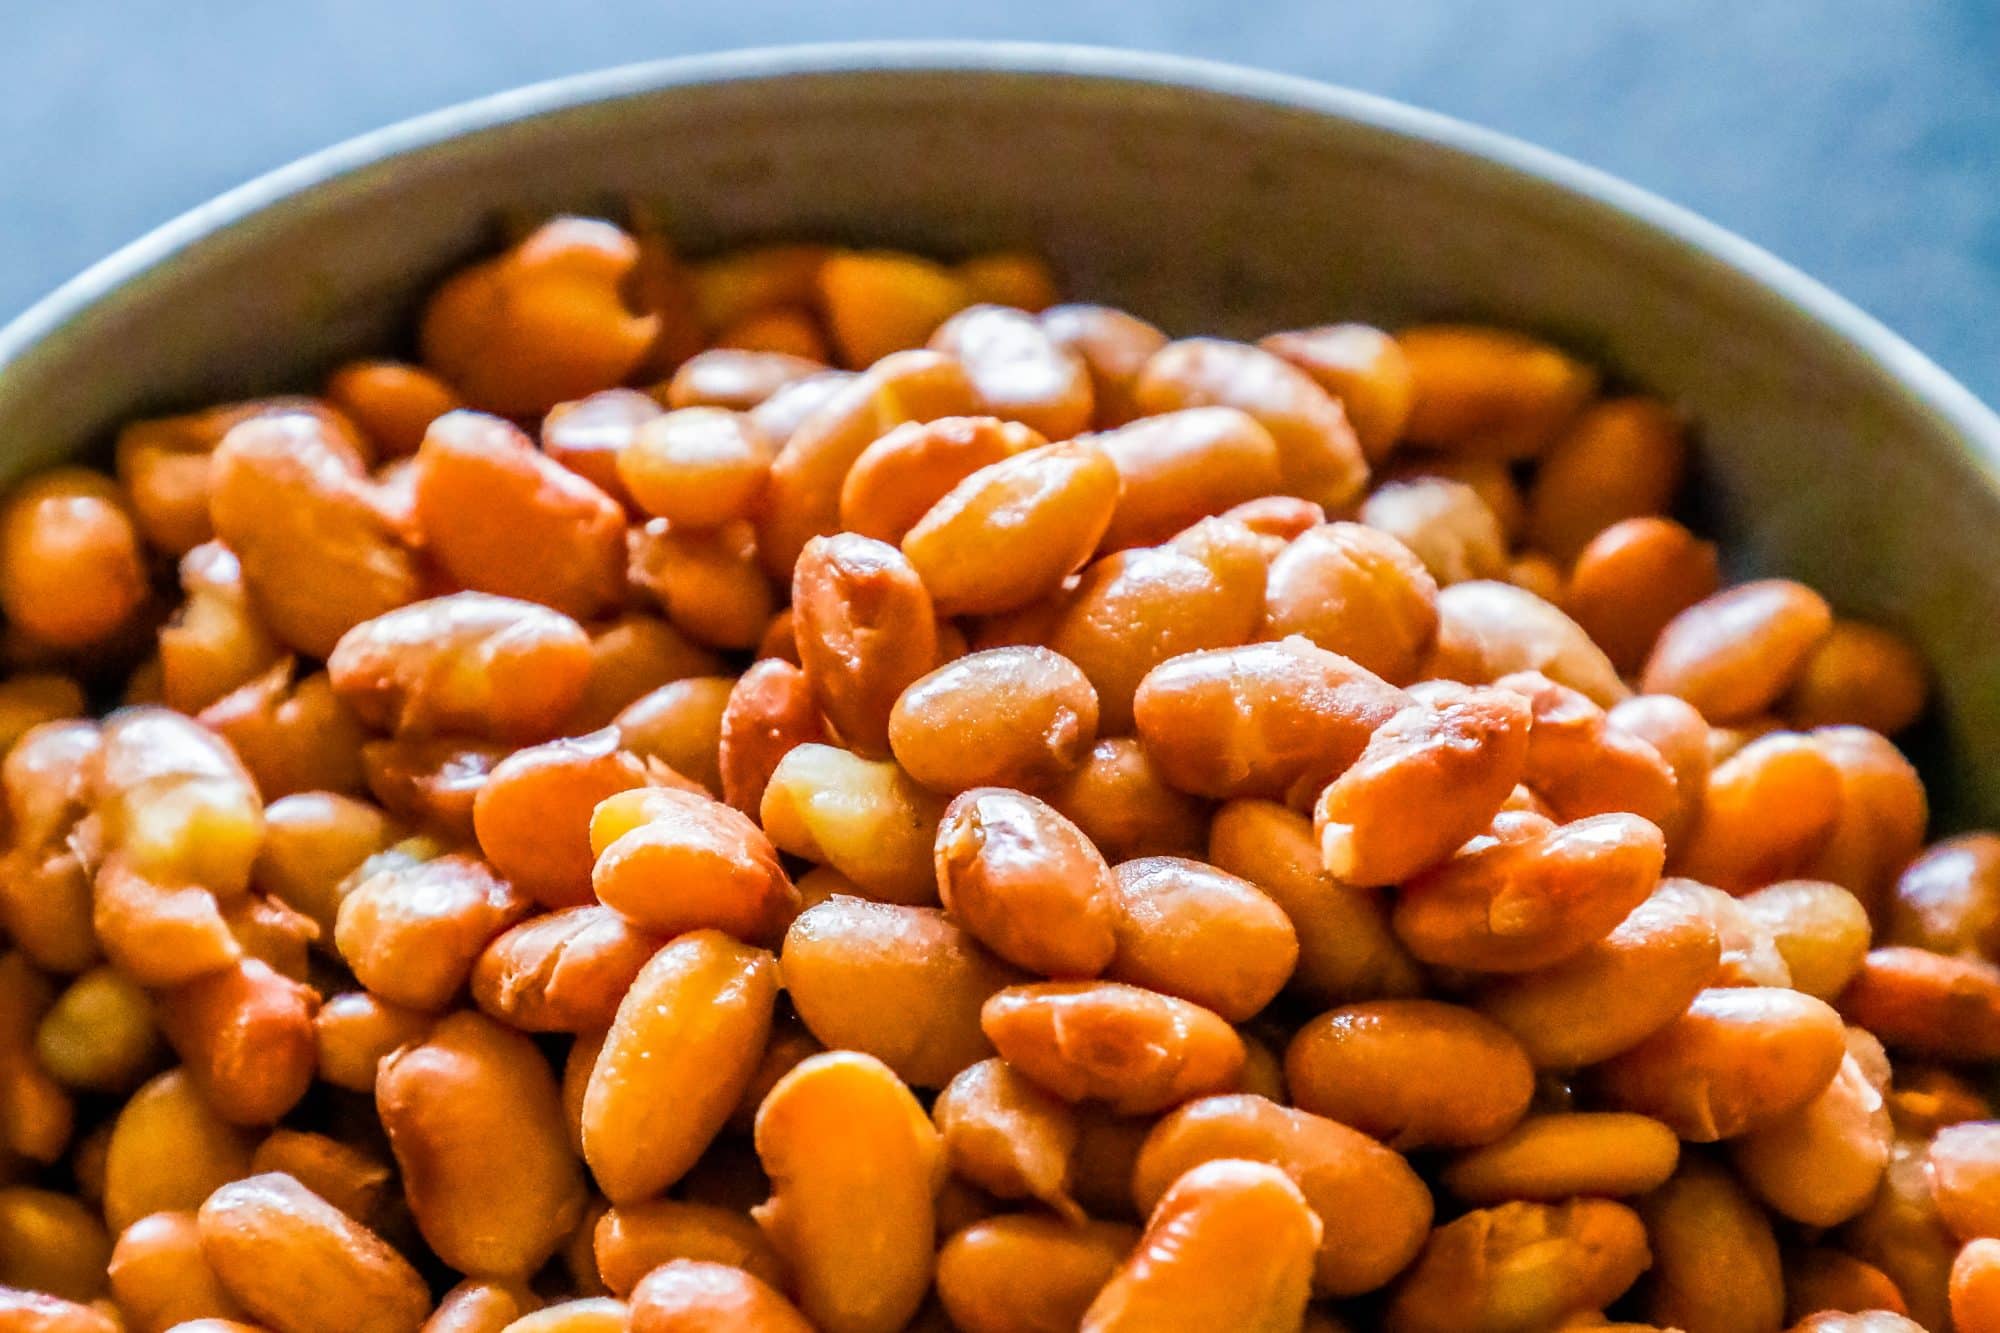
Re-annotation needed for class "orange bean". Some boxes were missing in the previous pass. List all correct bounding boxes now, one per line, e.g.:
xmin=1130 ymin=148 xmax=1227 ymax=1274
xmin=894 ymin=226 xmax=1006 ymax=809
xmin=593 ymin=1199 xmax=786 ymax=1298
xmin=902 ymin=439 xmax=1122 ymax=617
xmin=246 ymin=1132 xmax=390 ymax=1230
xmin=1954 ymin=1237 xmax=2000 ymax=1333
xmin=980 ymin=981 xmax=1245 ymax=1115
xmin=1730 ymin=1052 xmax=1891 ymax=1225
xmin=0 ymin=467 xmax=149 ymax=650
xmin=1526 ymin=396 xmax=1687 ymax=561
xmin=588 ymin=786 xmax=797 ymax=943
xmin=471 ymin=731 xmax=649 ymax=909
xmin=1605 ymin=693 xmax=1713 ymax=849
xmin=618 ymin=408 xmax=772 ymax=529
xmin=1565 ymin=517 xmax=1722 ymax=673
xmin=791 ymin=533 xmax=937 ymax=756
xmin=1223 ymin=494 xmax=1330 ymax=542
xmin=889 ymin=646 xmax=1099 ymax=794
xmin=538 ymin=389 xmax=660 ymax=508
xmin=1803 ymin=725 xmax=1928 ymax=910
xmin=1497 ymin=671 xmax=1679 ymax=831
xmin=936 ymin=1214 xmax=1137 ymax=1333
xmin=1385 ymin=1198 xmax=1649 ymax=1333
xmin=158 ymin=542 xmax=282 ymax=716
xmin=1738 ymin=879 xmax=1873 ymax=1001
xmin=1889 ymin=833 xmax=2000 ymax=958
xmin=1847 ymin=1134 xmax=1958 ymax=1331
xmin=665 ymin=349 xmax=827 ymax=413
xmin=359 ymin=736 xmax=508 ymax=842
xmin=1264 ymin=522 xmax=1439 ymax=685
xmin=102 ymin=1071 xmax=255 ymax=1232
xmin=1132 ymin=1093 xmax=1432 ymax=1296
xmin=935 ymin=788 xmax=1119 ymax=978
xmin=1286 ymin=1000 xmax=1533 ymax=1149
xmin=1927 ymin=1122 xmax=2000 ymax=1241
xmin=818 ymin=250 xmax=972 ymax=368
xmin=1081 ymin=1158 xmax=1319 ymax=1333
xmin=1314 ymin=684 xmax=1531 ymax=886
xmin=1395 ymin=324 xmax=1598 ymax=458
xmin=955 ymin=252 xmax=1061 ymax=312
xmin=1259 ymin=323 xmax=1414 ymax=462
xmin=1133 ymin=338 xmax=1368 ymax=511
xmin=472 ymin=906 xmax=658 ymax=1033
xmin=1359 ymin=477 xmax=1508 ymax=587
xmin=626 ymin=1260 xmax=811 ymax=1333
xmin=377 ymin=1011 xmax=585 ymax=1277
xmin=90 ymin=705 xmax=266 ymax=902
xmin=716 ymin=659 xmax=825 ymax=816
xmin=1133 ymin=637 xmax=1407 ymax=803
xmin=420 ymin=217 xmax=657 ymax=416
xmin=208 ymin=411 xmax=422 ymax=657
xmin=424 ymin=1280 xmax=532 ymax=1333
xmin=929 ymin=304 xmax=1094 ymax=440
xmin=756 ymin=349 xmax=976 ymax=577
xmin=626 ymin=518 xmax=775 ymax=652
xmin=196 ymin=1173 xmax=430 ymax=1333
xmin=1427 ymin=579 xmax=1628 ymax=706
xmin=1642 ymin=579 xmax=1835 ymax=723
xmin=324 ymin=361 xmax=463 ymax=460
xmin=1046 ymin=737 xmax=1209 ymax=863
xmin=1675 ymin=731 xmax=1846 ymax=892
xmin=1105 ymin=856 xmax=1297 ymax=1021
xmin=752 ymin=1051 xmax=943 ymax=1333
xmin=1783 ymin=619 xmax=1929 ymax=735
xmin=108 ymin=1209 xmax=247 ymax=1332
xmin=838 ymin=416 xmax=1044 ymax=545
xmin=1090 ymin=408 xmax=1283 ymax=552
xmin=614 ymin=676 xmax=732 ymax=796
xmin=716 ymin=305 xmax=828 ymax=361
xmin=155 ymin=959 xmax=318 ymax=1126
xmin=0 ymin=1287 xmax=119 ymax=1333
xmin=1785 ymin=1248 xmax=1910 ymax=1324
xmin=759 ymin=743 xmax=946 ymax=903
xmin=1596 ymin=986 xmax=1846 ymax=1139
xmin=1637 ymin=1156 xmax=1783 ymax=1333
xmin=582 ymin=931 xmax=778 ymax=1203
xmin=933 ymin=1057 xmax=1081 ymax=1219
xmin=334 ymin=853 xmax=531 ymax=1012
xmin=1073 ymin=545 xmax=1273 ymax=729
xmin=329 ymin=593 xmax=592 ymax=743
xmin=1439 ymin=1111 xmax=1679 ymax=1203
xmin=1039 ymin=304 xmax=1169 ymax=427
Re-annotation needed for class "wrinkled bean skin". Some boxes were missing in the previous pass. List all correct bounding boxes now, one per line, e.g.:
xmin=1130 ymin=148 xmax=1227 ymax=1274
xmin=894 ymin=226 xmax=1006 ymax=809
xmin=1286 ymin=1000 xmax=1536 ymax=1150
xmin=1394 ymin=812 xmax=1666 ymax=974
xmin=759 ymin=743 xmax=947 ymax=903
xmin=1314 ymin=684 xmax=1531 ymax=888
xmin=933 ymin=1058 xmax=1081 ymax=1218
xmin=934 ymin=788 xmax=1120 ymax=978
xmin=471 ymin=907 xmax=657 ymax=1033
xmin=1264 ymin=522 xmax=1439 ymax=685
xmin=376 ymin=1012 xmax=586 ymax=1277
xmin=1383 ymin=1198 xmax=1650 ymax=1333
xmin=981 ymin=981 xmax=1246 ymax=1115
xmin=1132 ymin=637 xmax=1408 ymax=802
xmin=1132 ymin=1094 xmax=1433 ymax=1296
xmin=753 ymin=1052 xmax=943 ymax=1333
xmin=782 ymin=898 xmax=1020 ymax=1089
xmin=889 ymin=647 xmax=1099 ymax=794
xmin=936 ymin=1215 xmax=1137 ymax=1333
xmin=1596 ymin=986 xmax=1847 ymax=1140
xmin=718 ymin=658 xmax=827 ymax=816
xmin=792 ymin=533 xmax=938 ymax=757
xmin=472 ymin=730 xmax=650 ymax=910
xmin=1359 ymin=477 xmax=1508 ymax=587
xmin=582 ymin=931 xmax=779 ymax=1203
xmin=1081 ymin=1158 xmax=1321 ymax=1333
xmin=1105 ymin=856 xmax=1298 ymax=1021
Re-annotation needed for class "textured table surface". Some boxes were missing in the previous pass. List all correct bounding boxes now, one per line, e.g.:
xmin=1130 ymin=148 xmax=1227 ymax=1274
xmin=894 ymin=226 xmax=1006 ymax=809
xmin=7 ymin=1 xmax=1996 ymax=403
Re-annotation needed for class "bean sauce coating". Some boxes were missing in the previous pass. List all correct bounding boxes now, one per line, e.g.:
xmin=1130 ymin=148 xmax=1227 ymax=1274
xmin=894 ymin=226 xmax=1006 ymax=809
xmin=0 ymin=225 xmax=1982 ymax=1332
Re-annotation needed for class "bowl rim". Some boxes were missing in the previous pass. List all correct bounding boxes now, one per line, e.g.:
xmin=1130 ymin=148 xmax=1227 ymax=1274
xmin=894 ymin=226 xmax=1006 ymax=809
xmin=3 ymin=38 xmax=1997 ymax=476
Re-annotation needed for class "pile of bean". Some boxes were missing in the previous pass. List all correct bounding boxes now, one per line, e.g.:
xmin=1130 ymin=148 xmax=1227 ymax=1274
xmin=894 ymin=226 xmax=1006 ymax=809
xmin=0 ymin=214 xmax=1993 ymax=1333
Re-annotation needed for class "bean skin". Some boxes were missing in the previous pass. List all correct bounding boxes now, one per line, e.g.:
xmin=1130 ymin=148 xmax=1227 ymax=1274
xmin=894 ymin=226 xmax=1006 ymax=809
xmin=981 ymin=981 xmax=1246 ymax=1116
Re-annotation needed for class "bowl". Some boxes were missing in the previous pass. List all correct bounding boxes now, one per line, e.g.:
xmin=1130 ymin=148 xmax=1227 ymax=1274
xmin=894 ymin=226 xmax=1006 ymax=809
xmin=2 ymin=42 xmax=1997 ymax=820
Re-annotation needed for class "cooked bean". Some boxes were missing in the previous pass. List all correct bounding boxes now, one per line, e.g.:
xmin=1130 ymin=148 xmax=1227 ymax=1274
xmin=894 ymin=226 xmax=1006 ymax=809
xmin=472 ymin=907 xmax=657 ymax=1033
xmin=793 ymin=533 xmax=938 ymax=756
xmin=588 ymin=786 xmax=797 ymax=944
xmin=34 ymin=966 xmax=161 ymax=1093
xmin=1440 ymin=1112 xmax=1678 ymax=1203
xmin=0 ymin=468 xmax=149 ymax=650
xmin=1427 ymin=579 xmax=1628 ymax=706
xmin=1527 ymin=396 xmax=1686 ymax=561
xmin=0 ymin=1186 xmax=109 ymax=1302
xmin=902 ymin=440 xmax=1120 ymax=616
xmin=1785 ymin=1248 xmax=1911 ymax=1325
xmin=1046 ymin=737 xmax=1209 ymax=862
xmin=377 ymin=1012 xmax=585 ymax=1276
xmin=1105 ymin=856 xmax=1297 ymax=1021
xmin=718 ymin=659 xmax=827 ymax=816
xmin=91 ymin=707 xmax=264 ymax=903
xmin=1259 ymin=323 xmax=1413 ymax=461
xmin=1394 ymin=811 xmax=1665 ymax=973
xmin=1132 ymin=338 xmax=1368 ymax=511
xmin=614 ymin=676 xmax=732 ymax=795
xmin=890 ymin=646 xmax=1098 ymax=793
xmin=196 ymin=1173 xmax=429 ymax=1333
xmin=1639 ymin=1156 xmax=1783 ymax=1333
xmin=1839 ymin=946 xmax=2000 ymax=1060
xmin=1596 ymin=986 xmax=1846 ymax=1139
xmin=0 ymin=1287 xmax=119 ymax=1333
xmin=1955 ymin=1237 xmax=2000 ymax=1332
xmin=1133 ymin=637 xmax=1407 ymax=802
xmin=101 ymin=1071 xmax=254 ymax=1232
xmin=472 ymin=731 xmax=649 ymax=910
xmin=982 ymin=981 xmax=1245 ymax=1115
xmin=593 ymin=1199 xmax=786 ymax=1298
xmin=933 ymin=1058 xmax=1080 ymax=1218
xmin=1264 ymin=522 xmax=1439 ymax=685
xmin=759 ymin=743 xmax=946 ymax=903
xmin=1039 ymin=304 xmax=1168 ymax=426
xmin=108 ymin=1210 xmax=246 ymax=1332
xmin=1396 ymin=324 xmax=1597 ymax=458
xmin=935 ymin=788 xmax=1118 ymax=978
xmin=1314 ymin=684 xmax=1530 ymax=887
xmin=335 ymin=854 xmax=531 ymax=1012
xmin=246 ymin=1132 xmax=391 ymax=1230
xmin=1675 ymin=876 xmax=1797 ymax=988
xmin=1090 ymin=408 xmax=1282 ymax=551
xmin=1286 ymin=1000 xmax=1533 ymax=1149
xmin=929 ymin=304 xmax=1093 ymax=440
xmin=1566 ymin=518 xmax=1723 ymax=673
xmin=154 ymin=960 xmax=318 ymax=1126
xmin=358 ymin=737 xmax=508 ymax=842
xmin=1209 ymin=799 xmax=1423 ymax=1004
xmin=936 ymin=1214 xmax=1135 ymax=1333
xmin=1784 ymin=620 xmax=1928 ymax=735
xmin=624 ymin=1260 xmax=810 ymax=1333
xmin=501 ymin=1297 xmax=628 ymax=1333
xmin=424 ymin=1280 xmax=532 ymax=1333
xmin=1359 ymin=477 xmax=1507 ymax=587
xmin=1804 ymin=726 xmax=1928 ymax=909
xmin=1738 ymin=880 xmax=1872 ymax=1000
xmin=626 ymin=518 xmax=775 ymax=651
xmin=581 ymin=931 xmax=777 ymax=1202
xmin=1642 ymin=579 xmax=1834 ymax=722
xmin=838 ymin=416 xmax=1043 ymax=545
xmin=1132 ymin=1093 xmax=1431 ymax=1296
xmin=1389 ymin=1199 xmax=1649 ymax=1333
xmin=1889 ymin=833 xmax=2000 ymax=958
xmin=615 ymin=408 xmax=771 ymax=529
xmin=782 ymin=898 xmax=1018 ymax=1088
xmin=818 ymin=249 xmax=972 ymax=367
xmin=753 ymin=1051 xmax=942 ymax=1333
xmin=1730 ymin=1052 xmax=1891 ymax=1225
xmin=1603 ymin=693 xmax=1712 ymax=847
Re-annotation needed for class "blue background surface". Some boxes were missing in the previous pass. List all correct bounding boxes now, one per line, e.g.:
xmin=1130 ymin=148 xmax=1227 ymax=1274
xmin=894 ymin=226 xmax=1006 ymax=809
xmin=7 ymin=2 xmax=1996 ymax=402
